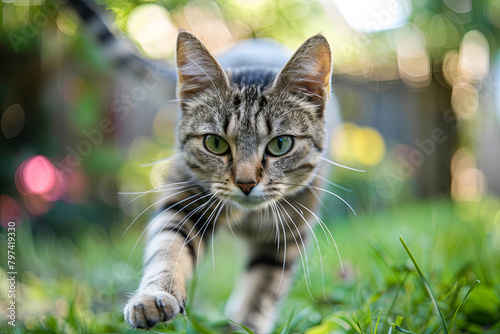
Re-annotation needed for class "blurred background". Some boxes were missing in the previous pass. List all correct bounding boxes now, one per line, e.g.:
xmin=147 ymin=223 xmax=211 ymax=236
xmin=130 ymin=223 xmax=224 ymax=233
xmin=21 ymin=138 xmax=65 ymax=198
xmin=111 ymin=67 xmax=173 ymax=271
xmin=1 ymin=0 xmax=500 ymax=333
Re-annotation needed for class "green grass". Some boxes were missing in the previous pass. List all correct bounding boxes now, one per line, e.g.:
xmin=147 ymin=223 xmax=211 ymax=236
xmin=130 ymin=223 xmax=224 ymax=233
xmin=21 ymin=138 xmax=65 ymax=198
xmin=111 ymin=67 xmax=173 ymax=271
xmin=1 ymin=198 xmax=499 ymax=333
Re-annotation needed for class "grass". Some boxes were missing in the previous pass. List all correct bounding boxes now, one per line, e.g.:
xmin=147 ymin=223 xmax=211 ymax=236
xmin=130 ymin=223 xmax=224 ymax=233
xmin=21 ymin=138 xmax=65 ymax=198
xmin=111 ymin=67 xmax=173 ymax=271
xmin=1 ymin=198 xmax=499 ymax=333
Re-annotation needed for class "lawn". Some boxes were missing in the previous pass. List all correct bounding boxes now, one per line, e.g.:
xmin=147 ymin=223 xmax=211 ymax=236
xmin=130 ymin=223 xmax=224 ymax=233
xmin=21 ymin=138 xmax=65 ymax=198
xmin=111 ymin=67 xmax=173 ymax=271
xmin=1 ymin=198 xmax=499 ymax=333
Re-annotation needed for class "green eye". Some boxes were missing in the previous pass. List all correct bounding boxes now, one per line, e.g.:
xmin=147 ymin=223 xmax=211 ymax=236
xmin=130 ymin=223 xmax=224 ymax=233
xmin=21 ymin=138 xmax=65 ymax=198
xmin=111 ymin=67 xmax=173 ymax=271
xmin=267 ymin=136 xmax=293 ymax=156
xmin=204 ymin=135 xmax=229 ymax=155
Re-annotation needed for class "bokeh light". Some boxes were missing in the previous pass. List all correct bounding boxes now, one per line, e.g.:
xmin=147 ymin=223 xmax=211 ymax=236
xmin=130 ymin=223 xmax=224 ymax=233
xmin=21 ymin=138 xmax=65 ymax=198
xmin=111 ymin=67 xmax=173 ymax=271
xmin=0 ymin=194 xmax=22 ymax=228
xmin=442 ymin=50 xmax=460 ymax=86
xmin=1 ymin=103 xmax=25 ymax=139
xmin=451 ymin=82 xmax=479 ymax=120
xmin=459 ymin=30 xmax=489 ymax=83
xmin=396 ymin=24 xmax=431 ymax=89
xmin=331 ymin=0 xmax=411 ymax=33
xmin=451 ymin=148 xmax=486 ymax=202
xmin=56 ymin=11 xmax=78 ymax=37
xmin=331 ymin=123 xmax=386 ymax=167
xmin=127 ymin=4 xmax=177 ymax=59
xmin=14 ymin=155 xmax=69 ymax=216
xmin=22 ymin=155 xmax=56 ymax=195
xmin=181 ymin=0 xmax=233 ymax=53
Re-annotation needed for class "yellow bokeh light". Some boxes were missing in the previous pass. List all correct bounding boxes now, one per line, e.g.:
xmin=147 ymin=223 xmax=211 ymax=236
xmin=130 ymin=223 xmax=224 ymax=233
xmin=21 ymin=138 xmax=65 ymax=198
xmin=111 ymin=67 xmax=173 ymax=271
xmin=127 ymin=4 xmax=177 ymax=59
xmin=331 ymin=122 xmax=386 ymax=167
xmin=56 ymin=11 xmax=78 ymax=37
xmin=331 ymin=122 xmax=359 ymax=165
xmin=353 ymin=127 xmax=386 ymax=166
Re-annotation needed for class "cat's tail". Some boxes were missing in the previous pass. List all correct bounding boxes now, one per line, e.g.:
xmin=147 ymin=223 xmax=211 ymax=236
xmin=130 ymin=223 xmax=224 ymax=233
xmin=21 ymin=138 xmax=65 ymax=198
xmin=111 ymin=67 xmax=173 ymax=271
xmin=65 ymin=0 xmax=176 ymax=81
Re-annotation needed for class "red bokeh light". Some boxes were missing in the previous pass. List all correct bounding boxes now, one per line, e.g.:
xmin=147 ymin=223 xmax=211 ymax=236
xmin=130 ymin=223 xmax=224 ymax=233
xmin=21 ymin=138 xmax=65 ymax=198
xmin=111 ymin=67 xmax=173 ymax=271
xmin=14 ymin=155 xmax=69 ymax=216
xmin=23 ymin=155 xmax=56 ymax=194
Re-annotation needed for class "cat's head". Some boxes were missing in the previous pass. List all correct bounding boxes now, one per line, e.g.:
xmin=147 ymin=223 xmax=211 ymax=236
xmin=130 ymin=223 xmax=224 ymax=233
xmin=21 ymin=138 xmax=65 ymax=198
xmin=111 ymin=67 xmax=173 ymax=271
xmin=175 ymin=31 xmax=331 ymax=210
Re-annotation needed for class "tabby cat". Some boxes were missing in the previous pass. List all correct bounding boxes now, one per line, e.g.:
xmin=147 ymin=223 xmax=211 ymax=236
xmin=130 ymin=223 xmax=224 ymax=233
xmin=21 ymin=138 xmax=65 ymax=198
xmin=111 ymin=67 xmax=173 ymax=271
xmin=123 ymin=30 xmax=334 ymax=333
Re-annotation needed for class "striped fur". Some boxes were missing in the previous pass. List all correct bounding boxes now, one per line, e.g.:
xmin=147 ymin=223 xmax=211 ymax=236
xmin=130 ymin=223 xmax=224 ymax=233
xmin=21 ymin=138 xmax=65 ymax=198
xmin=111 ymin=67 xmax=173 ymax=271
xmin=64 ymin=2 xmax=336 ymax=332
xmin=124 ymin=31 xmax=333 ymax=333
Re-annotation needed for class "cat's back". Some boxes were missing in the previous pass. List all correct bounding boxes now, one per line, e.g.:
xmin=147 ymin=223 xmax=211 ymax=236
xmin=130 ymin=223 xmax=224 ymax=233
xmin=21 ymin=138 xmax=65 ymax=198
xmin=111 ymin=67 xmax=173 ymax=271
xmin=217 ymin=39 xmax=291 ymax=69
xmin=217 ymin=39 xmax=291 ymax=89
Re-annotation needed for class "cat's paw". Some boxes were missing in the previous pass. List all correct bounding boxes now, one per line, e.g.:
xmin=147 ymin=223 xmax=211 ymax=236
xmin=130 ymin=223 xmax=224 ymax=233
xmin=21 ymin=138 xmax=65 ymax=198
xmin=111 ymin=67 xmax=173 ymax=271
xmin=124 ymin=291 xmax=184 ymax=329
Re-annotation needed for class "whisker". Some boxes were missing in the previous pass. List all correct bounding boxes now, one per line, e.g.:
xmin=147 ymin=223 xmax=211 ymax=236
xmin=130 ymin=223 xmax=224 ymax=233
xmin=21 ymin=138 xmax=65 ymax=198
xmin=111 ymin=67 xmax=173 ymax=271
xmin=118 ymin=181 xmax=214 ymax=208
xmin=138 ymin=192 xmax=213 ymax=268
xmin=312 ymin=174 xmax=353 ymax=192
xmin=122 ymin=185 xmax=204 ymax=238
xmin=307 ymin=186 xmax=327 ymax=211
xmin=139 ymin=153 xmax=182 ymax=167
xmin=319 ymin=156 xmax=366 ymax=173
xmin=275 ymin=201 xmax=314 ymax=300
xmin=210 ymin=198 xmax=229 ymax=281
xmin=122 ymin=183 xmax=203 ymax=208
xmin=130 ymin=191 xmax=209 ymax=269
xmin=283 ymin=193 xmax=328 ymax=244
xmin=165 ymin=194 xmax=220 ymax=290
xmin=286 ymin=196 xmax=345 ymax=278
xmin=270 ymin=202 xmax=285 ymax=300
xmin=283 ymin=182 xmax=357 ymax=216
xmin=225 ymin=203 xmax=239 ymax=241
xmin=117 ymin=181 xmax=206 ymax=195
xmin=277 ymin=200 xmax=317 ymax=286
xmin=308 ymin=185 xmax=357 ymax=216
xmin=271 ymin=202 xmax=281 ymax=260
xmin=268 ymin=201 xmax=279 ymax=246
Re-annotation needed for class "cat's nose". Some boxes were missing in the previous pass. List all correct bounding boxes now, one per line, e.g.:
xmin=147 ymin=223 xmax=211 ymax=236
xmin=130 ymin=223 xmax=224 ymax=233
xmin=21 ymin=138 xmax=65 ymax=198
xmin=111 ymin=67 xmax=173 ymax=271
xmin=236 ymin=180 xmax=257 ymax=195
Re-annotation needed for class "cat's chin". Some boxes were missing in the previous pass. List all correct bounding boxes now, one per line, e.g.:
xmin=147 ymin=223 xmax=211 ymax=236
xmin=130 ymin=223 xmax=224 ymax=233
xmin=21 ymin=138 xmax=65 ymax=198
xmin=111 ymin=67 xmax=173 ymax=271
xmin=230 ymin=196 xmax=273 ymax=211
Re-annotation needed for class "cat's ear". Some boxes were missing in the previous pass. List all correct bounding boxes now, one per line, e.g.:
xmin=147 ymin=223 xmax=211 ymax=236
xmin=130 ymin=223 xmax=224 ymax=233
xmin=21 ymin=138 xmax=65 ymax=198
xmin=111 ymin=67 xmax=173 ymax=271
xmin=271 ymin=34 xmax=332 ymax=113
xmin=176 ymin=30 xmax=230 ymax=100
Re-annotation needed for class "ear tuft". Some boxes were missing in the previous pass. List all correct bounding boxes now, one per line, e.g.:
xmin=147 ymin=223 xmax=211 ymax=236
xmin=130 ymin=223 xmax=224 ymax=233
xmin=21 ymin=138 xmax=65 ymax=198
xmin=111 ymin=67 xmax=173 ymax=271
xmin=176 ymin=31 xmax=229 ymax=100
xmin=272 ymin=34 xmax=332 ymax=110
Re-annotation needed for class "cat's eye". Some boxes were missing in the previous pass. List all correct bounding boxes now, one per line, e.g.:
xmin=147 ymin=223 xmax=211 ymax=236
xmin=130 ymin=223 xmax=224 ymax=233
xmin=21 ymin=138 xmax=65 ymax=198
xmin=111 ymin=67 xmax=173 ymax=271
xmin=266 ymin=136 xmax=293 ymax=156
xmin=204 ymin=135 xmax=229 ymax=155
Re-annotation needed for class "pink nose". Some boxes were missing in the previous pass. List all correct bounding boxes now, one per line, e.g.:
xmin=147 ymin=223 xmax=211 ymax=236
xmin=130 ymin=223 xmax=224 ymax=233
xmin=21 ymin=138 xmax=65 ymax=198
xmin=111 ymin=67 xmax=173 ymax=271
xmin=236 ymin=181 xmax=257 ymax=195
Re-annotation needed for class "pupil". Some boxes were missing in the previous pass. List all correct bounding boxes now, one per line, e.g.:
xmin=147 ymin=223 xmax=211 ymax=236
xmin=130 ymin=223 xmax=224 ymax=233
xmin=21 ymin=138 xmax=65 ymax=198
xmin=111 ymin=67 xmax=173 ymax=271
xmin=277 ymin=138 xmax=283 ymax=150
xmin=214 ymin=136 xmax=219 ymax=148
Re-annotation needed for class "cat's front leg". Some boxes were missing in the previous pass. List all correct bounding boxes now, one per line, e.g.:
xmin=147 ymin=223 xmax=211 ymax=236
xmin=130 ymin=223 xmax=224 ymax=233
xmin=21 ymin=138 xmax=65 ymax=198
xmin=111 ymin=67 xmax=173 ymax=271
xmin=124 ymin=211 xmax=202 ymax=328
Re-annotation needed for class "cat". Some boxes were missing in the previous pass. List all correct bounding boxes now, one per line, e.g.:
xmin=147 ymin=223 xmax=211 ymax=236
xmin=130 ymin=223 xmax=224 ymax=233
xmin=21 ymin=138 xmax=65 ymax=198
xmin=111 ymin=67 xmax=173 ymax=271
xmin=122 ymin=30 xmax=335 ymax=333
xmin=66 ymin=1 xmax=340 ymax=331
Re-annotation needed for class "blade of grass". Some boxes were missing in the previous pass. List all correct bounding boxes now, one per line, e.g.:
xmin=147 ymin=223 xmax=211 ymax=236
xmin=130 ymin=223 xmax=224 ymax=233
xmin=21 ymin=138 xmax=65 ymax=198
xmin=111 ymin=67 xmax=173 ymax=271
xmin=374 ymin=309 xmax=382 ymax=334
xmin=353 ymin=312 xmax=364 ymax=334
xmin=390 ymin=316 xmax=417 ymax=334
xmin=279 ymin=308 xmax=296 ymax=334
xmin=399 ymin=235 xmax=448 ymax=334
xmin=448 ymin=279 xmax=480 ymax=332
xmin=369 ymin=307 xmax=373 ymax=334
xmin=385 ymin=270 xmax=410 ymax=332
xmin=230 ymin=320 xmax=255 ymax=334
xmin=390 ymin=324 xmax=417 ymax=334
xmin=281 ymin=307 xmax=311 ymax=333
